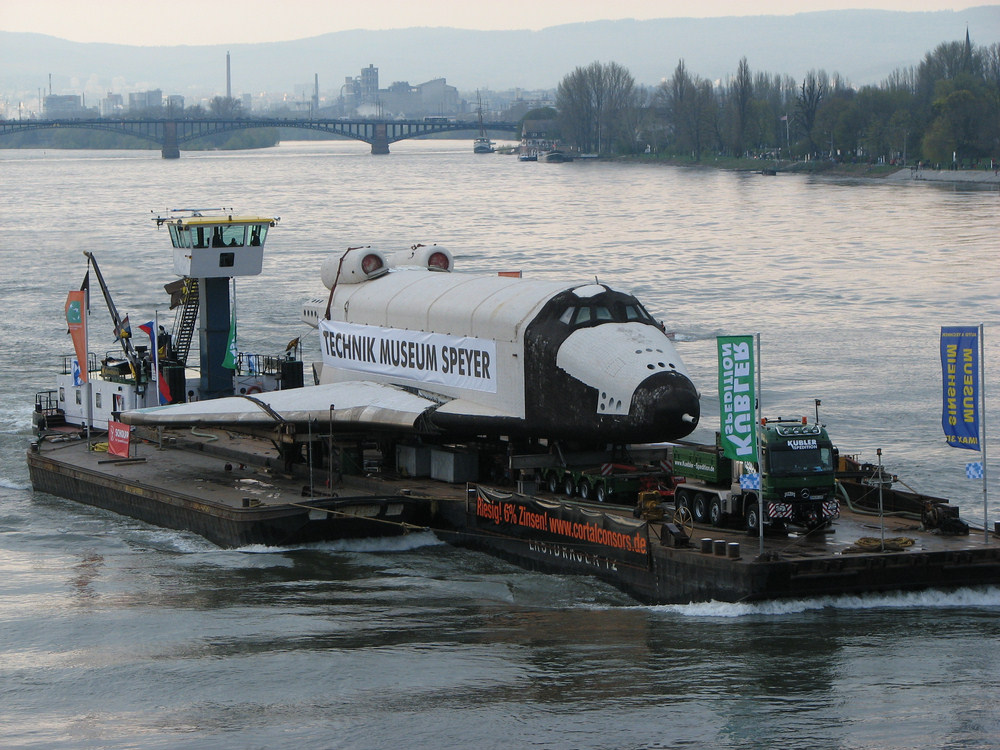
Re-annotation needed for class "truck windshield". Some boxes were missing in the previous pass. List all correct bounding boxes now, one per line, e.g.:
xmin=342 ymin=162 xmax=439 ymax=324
xmin=767 ymin=447 xmax=834 ymax=476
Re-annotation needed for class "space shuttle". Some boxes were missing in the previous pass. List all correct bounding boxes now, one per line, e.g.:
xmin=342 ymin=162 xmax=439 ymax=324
xmin=122 ymin=245 xmax=701 ymax=445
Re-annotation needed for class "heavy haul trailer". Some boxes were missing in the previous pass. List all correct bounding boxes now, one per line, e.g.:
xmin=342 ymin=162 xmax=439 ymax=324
xmin=508 ymin=449 xmax=673 ymax=505
xmin=543 ymin=462 xmax=672 ymax=504
xmin=670 ymin=418 xmax=841 ymax=533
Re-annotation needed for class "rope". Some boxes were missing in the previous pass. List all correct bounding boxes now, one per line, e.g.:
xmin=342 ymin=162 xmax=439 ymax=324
xmin=843 ymin=536 xmax=915 ymax=553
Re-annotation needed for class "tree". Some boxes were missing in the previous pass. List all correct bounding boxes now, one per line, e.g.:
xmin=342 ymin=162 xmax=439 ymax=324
xmin=654 ymin=60 xmax=716 ymax=161
xmin=795 ymin=70 xmax=828 ymax=155
xmin=556 ymin=61 xmax=638 ymax=154
xmin=209 ymin=96 xmax=242 ymax=117
xmin=729 ymin=57 xmax=753 ymax=156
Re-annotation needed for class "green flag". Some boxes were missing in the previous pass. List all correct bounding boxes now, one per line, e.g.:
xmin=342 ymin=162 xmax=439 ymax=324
xmin=717 ymin=335 xmax=757 ymax=462
xmin=222 ymin=307 xmax=237 ymax=369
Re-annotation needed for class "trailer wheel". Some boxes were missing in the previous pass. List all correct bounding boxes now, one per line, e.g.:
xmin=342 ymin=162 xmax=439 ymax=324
xmin=594 ymin=482 xmax=608 ymax=503
xmin=578 ymin=479 xmax=592 ymax=500
xmin=546 ymin=471 xmax=560 ymax=494
xmin=692 ymin=493 xmax=709 ymax=524
xmin=745 ymin=496 xmax=761 ymax=535
xmin=710 ymin=497 xmax=724 ymax=527
xmin=563 ymin=474 xmax=576 ymax=497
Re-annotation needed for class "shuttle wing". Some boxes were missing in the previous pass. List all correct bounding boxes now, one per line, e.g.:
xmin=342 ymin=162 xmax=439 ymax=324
xmin=119 ymin=381 xmax=445 ymax=432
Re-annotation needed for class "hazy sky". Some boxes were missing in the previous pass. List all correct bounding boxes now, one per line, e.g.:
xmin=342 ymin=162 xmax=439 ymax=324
xmin=3 ymin=0 xmax=986 ymax=46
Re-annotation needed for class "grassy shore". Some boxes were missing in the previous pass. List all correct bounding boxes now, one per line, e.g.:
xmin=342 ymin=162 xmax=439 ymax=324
xmin=625 ymin=152 xmax=901 ymax=178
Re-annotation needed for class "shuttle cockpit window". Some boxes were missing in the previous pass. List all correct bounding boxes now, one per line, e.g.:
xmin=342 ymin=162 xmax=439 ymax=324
xmin=555 ymin=296 xmax=656 ymax=329
xmin=624 ymin=303 xmax=655 ymax=322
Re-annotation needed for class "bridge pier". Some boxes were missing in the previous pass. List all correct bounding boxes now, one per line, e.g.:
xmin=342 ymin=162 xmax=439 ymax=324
xmin=161 ymin=121 xmax=180 ymax=159
xmin=370 ymin=137 xmax=390 ymax=155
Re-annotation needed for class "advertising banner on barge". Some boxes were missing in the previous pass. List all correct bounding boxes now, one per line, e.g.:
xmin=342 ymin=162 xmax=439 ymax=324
xmin=940 ymin=326 xmax=980 ymax=451
xmin=473 ymin=486 xmax=650 ymax=571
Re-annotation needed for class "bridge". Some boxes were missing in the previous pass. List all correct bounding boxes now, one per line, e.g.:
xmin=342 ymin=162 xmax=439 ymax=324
xmin=0 ymin=117 xmax=522 ymax=157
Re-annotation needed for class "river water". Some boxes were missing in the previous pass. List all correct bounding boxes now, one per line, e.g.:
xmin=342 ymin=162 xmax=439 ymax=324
xmin=1 ymin=140 xmax=998 ymax=749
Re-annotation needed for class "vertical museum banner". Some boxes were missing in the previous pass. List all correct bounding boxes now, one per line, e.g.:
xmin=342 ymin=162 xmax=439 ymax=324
xmin=940 ymin=326 xmax=980 ymax=450
xmin=717 ymin=335 xmax=757 ymax=462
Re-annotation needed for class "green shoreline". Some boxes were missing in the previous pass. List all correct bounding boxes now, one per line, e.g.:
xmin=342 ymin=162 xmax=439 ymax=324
xmin=618 ymin=153 xmax=1000 ymax=184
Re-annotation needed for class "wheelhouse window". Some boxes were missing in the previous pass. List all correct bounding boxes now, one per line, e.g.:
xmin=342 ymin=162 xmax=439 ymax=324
xmin=211 ymin=225 xmax=246 ymax=248
xmin=249 ymin=224 xmax=267 ymax=246
xmin=168 ymin=225 xmax=192 ymax=249
xmin=192 ymin=227 xmax=212 ymax=248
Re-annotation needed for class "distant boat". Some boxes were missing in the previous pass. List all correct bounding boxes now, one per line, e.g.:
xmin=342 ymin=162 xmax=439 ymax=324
xmin=541 ymin=149 xmax=573 ymax=163
xmin=473 ymin=91 xmax=494 ymax=154
xmin=518 ymin=151 xmax=538 ymax=162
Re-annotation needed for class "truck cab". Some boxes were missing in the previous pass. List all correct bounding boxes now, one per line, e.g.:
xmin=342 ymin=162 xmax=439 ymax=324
xmin=757 ymin=419 xmax=838 ymax=530
xmin=671 ymin=418 xmax=840 ymax=533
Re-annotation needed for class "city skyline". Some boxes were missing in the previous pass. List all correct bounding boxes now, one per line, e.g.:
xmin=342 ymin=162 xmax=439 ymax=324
xmin=3 ymin=0 xmax=989 ymax=46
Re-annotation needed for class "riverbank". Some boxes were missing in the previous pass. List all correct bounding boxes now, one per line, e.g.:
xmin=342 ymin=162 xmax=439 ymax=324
xmin=626 ymin=153 xmax=1000 ymax=184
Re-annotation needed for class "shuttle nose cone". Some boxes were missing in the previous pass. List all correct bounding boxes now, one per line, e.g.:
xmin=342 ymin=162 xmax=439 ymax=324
xmin=632 ymin=371 xmax=700 ymax=441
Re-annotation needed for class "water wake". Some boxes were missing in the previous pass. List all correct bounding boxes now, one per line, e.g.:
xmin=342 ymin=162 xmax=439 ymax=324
xmin=651 ymin=586 xmax=1000 ymax=618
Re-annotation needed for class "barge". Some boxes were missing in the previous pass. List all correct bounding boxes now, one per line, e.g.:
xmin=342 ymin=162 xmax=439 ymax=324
xmin=27 ymin=211 xmax=1000 ymax=603
xmin=27 ymin=425 xmax=1000 ymax=602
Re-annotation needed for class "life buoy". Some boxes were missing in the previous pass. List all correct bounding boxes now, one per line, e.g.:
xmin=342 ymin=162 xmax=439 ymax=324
xmin=245 ymin=386 xmax=262 ymax=395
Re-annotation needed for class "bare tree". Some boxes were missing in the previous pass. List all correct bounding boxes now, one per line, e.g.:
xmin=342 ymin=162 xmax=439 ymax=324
xmin=729 ymin=57 xmax=753 ymax=156
xmin=556 ymin=61 xmax=638 ymax=154
xmin=795 ymin=70 xmax=828 ymax=154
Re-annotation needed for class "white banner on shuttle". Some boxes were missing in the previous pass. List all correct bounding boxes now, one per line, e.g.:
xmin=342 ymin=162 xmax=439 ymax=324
xmin=319 ymin=319 xmax=497 ymax=393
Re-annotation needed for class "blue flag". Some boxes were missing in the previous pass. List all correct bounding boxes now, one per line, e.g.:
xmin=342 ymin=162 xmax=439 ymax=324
xmin=940 ymin=326 xmax=980 ymax=451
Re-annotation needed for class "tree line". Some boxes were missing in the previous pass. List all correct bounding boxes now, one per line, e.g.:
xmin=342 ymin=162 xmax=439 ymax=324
xmin=554 ymin=36 xmax=1000 ymax=166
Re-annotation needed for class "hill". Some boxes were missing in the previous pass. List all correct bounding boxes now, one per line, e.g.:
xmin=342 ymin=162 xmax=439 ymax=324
xmin=2 ymin=7 xmax=997 ymax=99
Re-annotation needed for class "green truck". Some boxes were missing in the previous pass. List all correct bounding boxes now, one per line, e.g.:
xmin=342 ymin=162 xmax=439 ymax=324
xmin=671 ymin=418 xmax=840 ymax=532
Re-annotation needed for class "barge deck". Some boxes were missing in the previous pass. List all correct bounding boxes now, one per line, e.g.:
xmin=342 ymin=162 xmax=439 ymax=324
xmin=27 ymin=427 xmax=1000 ymax=604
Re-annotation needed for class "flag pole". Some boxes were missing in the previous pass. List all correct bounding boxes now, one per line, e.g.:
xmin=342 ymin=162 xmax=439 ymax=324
xmin=84 ymin=258 xmax=93 ymax=437
xmin=153 ymin=310 xmax=161 ymax=406
xmin=756 ymin=332 xmax=764 ymax=556
xmin=980 ymin=322 xmax=989 ymax=543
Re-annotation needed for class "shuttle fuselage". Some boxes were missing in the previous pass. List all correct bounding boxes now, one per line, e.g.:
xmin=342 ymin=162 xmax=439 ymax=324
xmin=301 ymin=246 xmax=700 ymax=443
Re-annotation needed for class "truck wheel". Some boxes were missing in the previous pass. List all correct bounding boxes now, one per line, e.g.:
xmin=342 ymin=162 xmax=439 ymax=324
xmin=547 ymin=471 xmax=560 ymax=493
xmin=710 ymin=497 xmax=724 ymax=527
xmin=692 ymin=493 xmax=709 ymax=524
xmin=745 ymin=498 xmax=761 ymax=535
xmin=579 ymin=479 xmax=592 ymax=500
xmin=563 ymin=475 xmax=576 ymax=497
xmin=594 ymin=482 xmax=608 ymax=503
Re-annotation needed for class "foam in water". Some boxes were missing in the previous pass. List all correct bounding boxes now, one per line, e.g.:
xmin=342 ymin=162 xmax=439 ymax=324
xmin=234 ymin=530 xmax=444 ymax=555
xmin=0 ymin=477 xmax=32 ymax=491
xmin=649 ymin=586 xmax=1000 ymax=618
